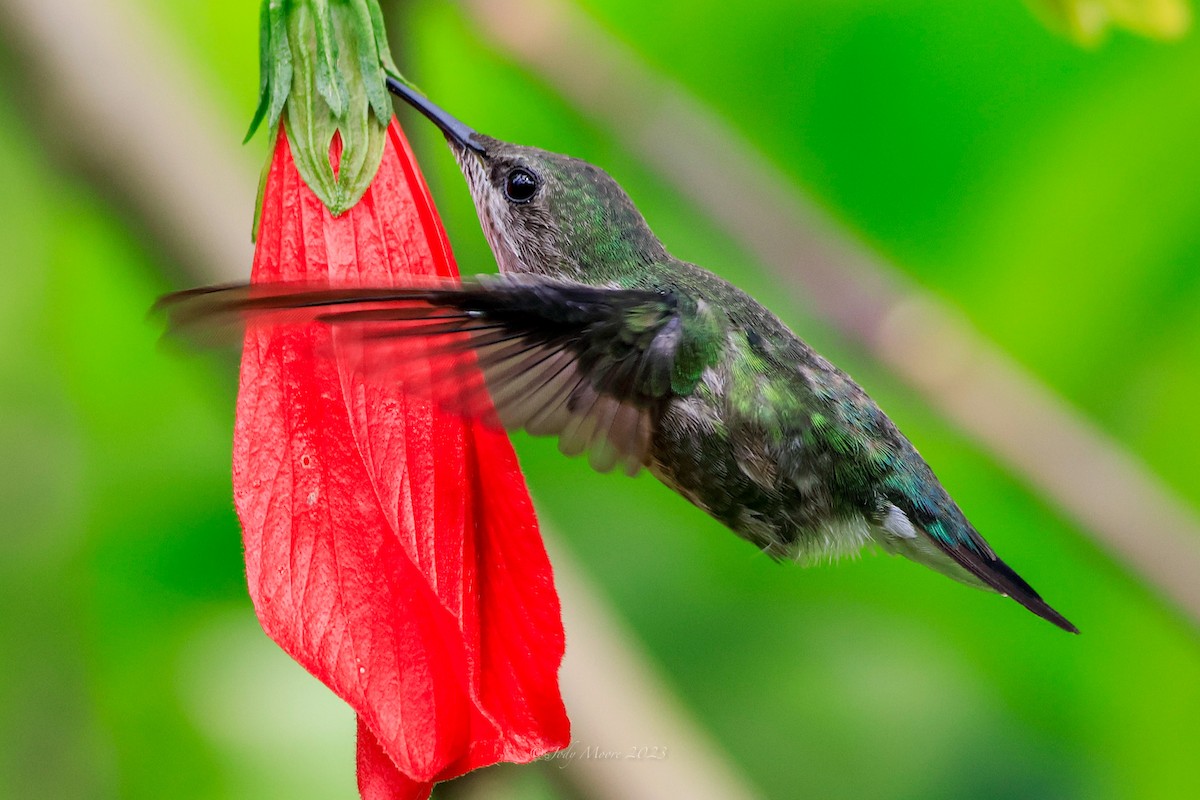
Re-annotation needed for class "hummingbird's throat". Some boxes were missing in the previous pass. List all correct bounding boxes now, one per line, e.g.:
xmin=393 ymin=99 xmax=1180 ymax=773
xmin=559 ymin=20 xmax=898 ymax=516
xmin=451 ymin=147 xmax=527 ymax=275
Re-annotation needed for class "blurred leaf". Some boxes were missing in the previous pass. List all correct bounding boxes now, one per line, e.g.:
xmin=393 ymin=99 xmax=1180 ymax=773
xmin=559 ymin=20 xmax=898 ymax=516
xmin=1028 ymin=0 xmax=1192 ymax=43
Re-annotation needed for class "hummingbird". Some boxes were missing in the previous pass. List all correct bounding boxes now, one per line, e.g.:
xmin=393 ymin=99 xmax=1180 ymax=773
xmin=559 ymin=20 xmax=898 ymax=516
xmin=160 ymin=78 xmax=1077 ymax=634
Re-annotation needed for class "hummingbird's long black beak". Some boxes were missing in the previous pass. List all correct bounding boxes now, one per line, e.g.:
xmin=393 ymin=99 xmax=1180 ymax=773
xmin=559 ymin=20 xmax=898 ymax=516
xmin=386 ymin=77 xmax=486 ymax=155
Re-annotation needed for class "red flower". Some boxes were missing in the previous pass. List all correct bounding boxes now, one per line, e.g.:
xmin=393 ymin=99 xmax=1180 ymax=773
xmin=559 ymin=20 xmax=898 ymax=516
xmin=235 ymin=121 xmax=570 ymax=798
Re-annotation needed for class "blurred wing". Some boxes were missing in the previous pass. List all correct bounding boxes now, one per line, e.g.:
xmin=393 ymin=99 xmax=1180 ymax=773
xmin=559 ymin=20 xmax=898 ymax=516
xmin=157 ymin=277 xmax=686 ymax=476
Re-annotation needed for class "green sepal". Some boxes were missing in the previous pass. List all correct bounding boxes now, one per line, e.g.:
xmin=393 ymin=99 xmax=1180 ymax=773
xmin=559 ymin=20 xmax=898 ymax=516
xmin=245 ymin=1 xmax=294 ymax=144
xmin=245 ymin=2 xmax=271 ymax=143
xmin=346 ymin=0 xmax=385 ymax=124
xmin=250 ymin=144 xmax=270 ymax=243
xmin=246 ymin=0 xmax=400 ymax=217
xmin=307 ymin=0 xmax=348 ymax=119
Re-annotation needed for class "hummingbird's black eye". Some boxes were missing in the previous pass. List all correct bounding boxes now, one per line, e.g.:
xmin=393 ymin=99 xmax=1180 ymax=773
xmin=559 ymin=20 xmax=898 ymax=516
xmin=503 ymin=168 xmax=539 ymax=203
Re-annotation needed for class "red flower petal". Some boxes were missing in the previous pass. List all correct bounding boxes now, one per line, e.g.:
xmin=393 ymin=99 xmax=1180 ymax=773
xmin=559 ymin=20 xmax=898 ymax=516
xmin=235 ymin=122 xmax=569 ymax=794
xmin=357 ymin=716 xmax=433 ymax=800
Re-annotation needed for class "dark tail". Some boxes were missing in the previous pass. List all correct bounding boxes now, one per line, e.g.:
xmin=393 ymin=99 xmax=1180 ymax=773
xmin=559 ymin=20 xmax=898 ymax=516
xmin=937 ymin=540 xmax=1079 ymax=634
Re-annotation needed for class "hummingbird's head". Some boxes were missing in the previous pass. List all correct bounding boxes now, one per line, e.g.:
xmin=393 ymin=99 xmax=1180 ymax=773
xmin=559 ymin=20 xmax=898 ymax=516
xmin=388 ymin=79 xmax=668 ymax=282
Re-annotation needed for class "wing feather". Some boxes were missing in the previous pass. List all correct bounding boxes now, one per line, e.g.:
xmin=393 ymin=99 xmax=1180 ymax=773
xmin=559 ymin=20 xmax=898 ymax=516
xmin=157 ymin=276 xmax=694 ymax=475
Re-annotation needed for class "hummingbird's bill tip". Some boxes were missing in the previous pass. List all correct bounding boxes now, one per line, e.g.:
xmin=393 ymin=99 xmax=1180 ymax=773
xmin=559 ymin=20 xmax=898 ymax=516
xmin=385 ymin=77 xmax=486 ymax=155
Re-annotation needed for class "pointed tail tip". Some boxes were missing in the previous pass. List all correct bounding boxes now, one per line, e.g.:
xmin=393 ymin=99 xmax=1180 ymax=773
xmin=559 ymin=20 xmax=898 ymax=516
xmin=1032 ymin=604 xmax=1080 ymax=633
xmin=1026 ymin=599 xmax=1080 ymax=634
xmin=934 ymin=537 xmax=1081 ymax=634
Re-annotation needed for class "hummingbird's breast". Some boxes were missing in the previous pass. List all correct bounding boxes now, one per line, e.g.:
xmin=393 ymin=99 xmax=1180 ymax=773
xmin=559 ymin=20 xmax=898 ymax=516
xmin=647 ymin=361 xmax=864 ymax=561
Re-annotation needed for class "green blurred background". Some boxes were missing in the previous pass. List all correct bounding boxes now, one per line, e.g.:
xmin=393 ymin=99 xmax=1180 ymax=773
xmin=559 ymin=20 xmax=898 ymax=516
xmin=2 ymin=1 xmax=1199 ymax=798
